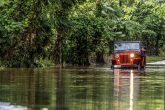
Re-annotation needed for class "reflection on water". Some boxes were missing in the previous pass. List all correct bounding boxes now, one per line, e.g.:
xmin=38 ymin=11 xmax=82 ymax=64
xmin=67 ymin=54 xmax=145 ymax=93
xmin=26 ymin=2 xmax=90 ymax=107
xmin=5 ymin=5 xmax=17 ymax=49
xmin=0 ymin=68 xmax=164 ymax=110
xmin=113 ymin=69 xmax=144 ymax=110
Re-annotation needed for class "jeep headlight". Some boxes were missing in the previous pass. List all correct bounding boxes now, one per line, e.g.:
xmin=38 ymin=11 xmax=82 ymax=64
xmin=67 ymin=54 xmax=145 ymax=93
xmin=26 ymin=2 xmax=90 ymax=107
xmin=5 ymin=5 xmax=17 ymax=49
xmin=130 ymin=53 xmax=135 ymax=58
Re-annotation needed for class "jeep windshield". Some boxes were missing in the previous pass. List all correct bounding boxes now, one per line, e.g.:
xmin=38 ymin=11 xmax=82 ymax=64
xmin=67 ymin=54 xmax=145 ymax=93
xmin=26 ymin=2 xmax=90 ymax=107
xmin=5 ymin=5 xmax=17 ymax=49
xmin=114 ymin=42 xmax=140 ymax=51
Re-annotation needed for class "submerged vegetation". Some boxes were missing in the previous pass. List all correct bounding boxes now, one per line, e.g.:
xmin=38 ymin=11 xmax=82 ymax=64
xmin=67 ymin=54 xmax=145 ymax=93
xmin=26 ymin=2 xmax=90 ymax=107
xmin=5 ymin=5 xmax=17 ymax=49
xmin=0 ymin=0 xmax=165 ymax=67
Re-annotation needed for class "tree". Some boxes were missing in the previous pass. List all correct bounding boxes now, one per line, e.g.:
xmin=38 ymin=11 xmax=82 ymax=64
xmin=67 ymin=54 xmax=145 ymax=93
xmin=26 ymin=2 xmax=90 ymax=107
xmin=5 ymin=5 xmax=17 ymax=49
xmin=95 ymin=0 xmax=105 ymax=64
xmin=130 ymin=1 xmax=165 ymax=55
xmin=53 ymin=0 xmax=86 ymax=66
xmin=0 ymin=0 xmax=53 ymax=67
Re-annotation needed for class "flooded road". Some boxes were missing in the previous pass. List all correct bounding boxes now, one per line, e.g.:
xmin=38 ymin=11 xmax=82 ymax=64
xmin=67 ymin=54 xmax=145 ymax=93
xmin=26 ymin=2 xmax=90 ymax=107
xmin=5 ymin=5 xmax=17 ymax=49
xmin=0 ymin=67 xmax=164 ymax=110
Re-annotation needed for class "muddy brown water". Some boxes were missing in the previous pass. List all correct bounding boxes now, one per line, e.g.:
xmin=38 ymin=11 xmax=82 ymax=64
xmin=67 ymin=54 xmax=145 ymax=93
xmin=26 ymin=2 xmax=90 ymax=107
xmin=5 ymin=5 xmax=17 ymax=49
xmin=0 ymin=67 xmax=164 ymax=110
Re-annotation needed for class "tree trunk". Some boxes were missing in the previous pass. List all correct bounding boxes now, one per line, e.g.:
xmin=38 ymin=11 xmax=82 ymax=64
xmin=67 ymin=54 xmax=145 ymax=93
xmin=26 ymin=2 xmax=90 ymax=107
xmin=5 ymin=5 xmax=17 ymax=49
xmin=95 ymin=0 xmax=105 ymax=65
xmin=119 ymin=0 xmax=122 ymax=7
xmin=54 ymin=10 xmax=68 ymax=66
xmin=155 ymin=35 xmax=161 ymax=56
xmin=96 ymin=51 xmax=105 ymax=64
xmin=54 ymin=27 xmax=64 ymax=66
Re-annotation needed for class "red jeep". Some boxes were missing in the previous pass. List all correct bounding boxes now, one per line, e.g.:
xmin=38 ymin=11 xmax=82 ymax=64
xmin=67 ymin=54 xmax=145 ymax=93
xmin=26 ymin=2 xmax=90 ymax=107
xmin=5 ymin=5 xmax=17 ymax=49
xmin=111 ymin=41 xmax=146 ymax=69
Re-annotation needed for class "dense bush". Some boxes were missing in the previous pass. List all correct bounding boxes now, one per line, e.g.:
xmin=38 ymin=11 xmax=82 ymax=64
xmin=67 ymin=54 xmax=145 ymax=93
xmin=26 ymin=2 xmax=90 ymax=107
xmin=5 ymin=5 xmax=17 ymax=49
xmin=0 ymin=0 xmax=165 ymax=67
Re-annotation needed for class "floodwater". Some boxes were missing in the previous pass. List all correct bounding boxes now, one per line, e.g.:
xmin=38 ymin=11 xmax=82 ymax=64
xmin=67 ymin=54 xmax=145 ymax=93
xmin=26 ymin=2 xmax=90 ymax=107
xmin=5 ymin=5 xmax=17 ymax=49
xmin=0 ymin=67 xmax=164 ymax=110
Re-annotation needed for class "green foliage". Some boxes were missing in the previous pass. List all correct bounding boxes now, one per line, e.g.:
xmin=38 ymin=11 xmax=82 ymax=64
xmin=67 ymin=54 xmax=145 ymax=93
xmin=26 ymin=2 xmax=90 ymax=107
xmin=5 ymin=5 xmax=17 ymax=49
xmin=0 ymin=0 xmax=54 ymax=67
xmin=0 ymin=0 xmax=165 ymax=67
xmin=65 ymin=15 xmax=93 ymax=65
xmin=130 ymin=1 xmax=165 ymax=55
xmin=65 ymin=1 xmax=118 ymax=65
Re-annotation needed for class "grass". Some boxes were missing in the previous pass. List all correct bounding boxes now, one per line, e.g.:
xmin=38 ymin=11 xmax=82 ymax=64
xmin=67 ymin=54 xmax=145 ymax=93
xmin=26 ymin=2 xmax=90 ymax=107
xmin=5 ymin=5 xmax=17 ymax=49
xmin=146 ymin=56 xmax=165 ymax=63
